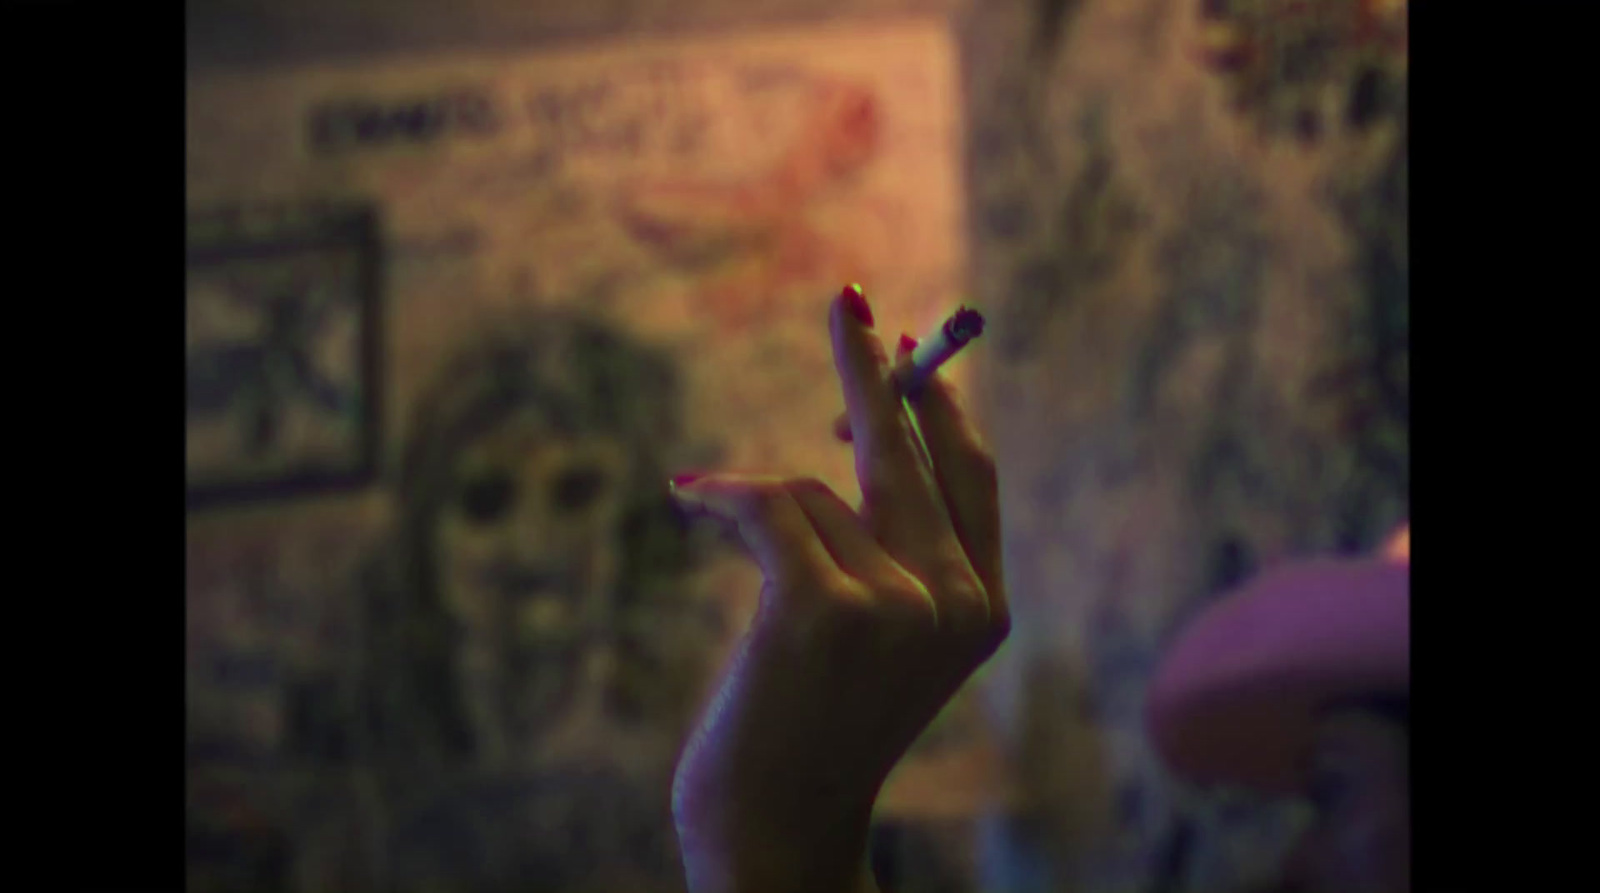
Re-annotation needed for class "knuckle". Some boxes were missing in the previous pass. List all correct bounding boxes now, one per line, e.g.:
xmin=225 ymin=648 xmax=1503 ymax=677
xmin=820 ymin=573 xmax=873 ymax=606
xmin=931 ymin=566 xmax=997 ymax=634
xmin=768 ymin=572 xmax=862 ymax=639
xmin=858 ymin=473 xmax=897 ymax=508
xmin=939 ymin=575 xmax=988 ymax=611
xmin=985 ymin=607 xmax=1013 ymax=649
xmin=836 ymin=573 xmax=934 ymax=633
xmin=943 ymin=594 xmax=992 ymax=635
xmin=738 ymin=482 xmax=791 ymax=518
xmin=864 ymin=411 xmax=917 ymax=452
xmin=862 ymin=332 xmax=893 ymax=368
xmin=813 ymin=584 xmax=880 ymax=636
xmin=879 ymin=575 xmax=936 ymax=614
xmin=870 ymin=442 xmax=922 ymax=480
xmin=966 ymin=445 xmax=999 ymax=487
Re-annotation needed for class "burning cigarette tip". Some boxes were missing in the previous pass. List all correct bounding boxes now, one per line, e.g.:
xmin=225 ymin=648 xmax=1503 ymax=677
xmin=948 ymin=306 xmax=986 ymax=342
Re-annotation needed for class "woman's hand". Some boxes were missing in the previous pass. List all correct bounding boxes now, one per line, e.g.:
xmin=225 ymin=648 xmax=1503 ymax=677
xmin=669 ymin=285 xmax=1009 ymax=893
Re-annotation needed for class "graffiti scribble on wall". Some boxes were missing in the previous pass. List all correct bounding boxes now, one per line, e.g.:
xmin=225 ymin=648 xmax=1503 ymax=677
xmin=1196 ymin=0 xmax=1407 ymax=144
xmin=186 ymin=521 xmax=375 ymax=892
xmin=615 ymin=75 xmax=883 ymax=333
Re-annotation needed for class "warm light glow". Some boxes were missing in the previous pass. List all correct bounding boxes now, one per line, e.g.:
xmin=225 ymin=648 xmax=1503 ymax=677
xmin=1382 ymin=523 xmax=1409 ymax=562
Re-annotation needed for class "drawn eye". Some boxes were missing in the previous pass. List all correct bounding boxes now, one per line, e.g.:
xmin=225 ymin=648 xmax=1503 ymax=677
xmin=1347 ymin=65 xmax=1386 ymax=130
xmin=459 ymin=471 xmax=515 ymax=524
xmin=552 ymin=465 xmax=608 ymax=511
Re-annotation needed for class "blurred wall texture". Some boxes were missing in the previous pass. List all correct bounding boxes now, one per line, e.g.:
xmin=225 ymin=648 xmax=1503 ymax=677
xmin=186 ymin=1 xmax=1406 ymax=891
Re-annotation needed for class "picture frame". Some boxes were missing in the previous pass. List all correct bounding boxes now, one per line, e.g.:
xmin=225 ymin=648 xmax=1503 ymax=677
xmin=186 ymin=202 xmax=383 ymax=508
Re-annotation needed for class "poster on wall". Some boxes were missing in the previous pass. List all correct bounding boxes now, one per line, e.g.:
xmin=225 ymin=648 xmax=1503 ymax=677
xmin=185 ymin=17 xmax=987 ymax=892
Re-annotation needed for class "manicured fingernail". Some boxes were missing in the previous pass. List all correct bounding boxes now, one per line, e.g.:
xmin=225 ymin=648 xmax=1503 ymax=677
xmin=668 ymin=473 xmax=707 ymax=509
xmin=833 ymin=413 xmax=854 ymax=441
xmin=840 ymin=283 xmax=874 ymax=327
xmin=896 ymin=333 xmax=918 ymax=357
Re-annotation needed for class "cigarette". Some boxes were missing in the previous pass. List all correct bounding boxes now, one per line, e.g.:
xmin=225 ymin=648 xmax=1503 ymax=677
xmin=892 ymin=305 xmax=986 ymax=398
xmin=832 ymin=304 xmax=986 ymax=442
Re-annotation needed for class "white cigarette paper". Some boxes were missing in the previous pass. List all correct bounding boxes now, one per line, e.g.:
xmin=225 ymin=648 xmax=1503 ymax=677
xmin=890 ymin=305 xmax=986 ymax=396
xmin=831 ymin=305 xmax=985 ymax=444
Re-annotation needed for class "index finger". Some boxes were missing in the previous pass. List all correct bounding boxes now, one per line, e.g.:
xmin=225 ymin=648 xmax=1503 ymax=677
xmin=669 ymin=473 xmax=841 ymax=596
xmin=829 ymin=284 xmax=960 ymax=568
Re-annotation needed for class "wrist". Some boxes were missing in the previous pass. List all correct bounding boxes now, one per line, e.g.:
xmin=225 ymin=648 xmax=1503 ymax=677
xmin=678 ymin=821 xmax=877 ymax=893
xmin=675 ymin=779 xmax=879 ymax=893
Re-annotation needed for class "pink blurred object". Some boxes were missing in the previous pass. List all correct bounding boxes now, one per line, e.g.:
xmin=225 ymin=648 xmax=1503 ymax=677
xmin=1145 ymin=524 xmax=1410 ymax=794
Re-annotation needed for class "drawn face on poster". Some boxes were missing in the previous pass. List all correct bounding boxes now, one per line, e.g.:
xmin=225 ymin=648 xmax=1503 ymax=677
xmin=369 ymin=311 xmax=721 ymax=773
xmin=432 ymin=416 xmax=629 ymax=740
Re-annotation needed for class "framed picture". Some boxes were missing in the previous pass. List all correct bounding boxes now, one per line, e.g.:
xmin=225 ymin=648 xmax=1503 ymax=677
xmin=186 ymin=203 xmax=382 ymax=508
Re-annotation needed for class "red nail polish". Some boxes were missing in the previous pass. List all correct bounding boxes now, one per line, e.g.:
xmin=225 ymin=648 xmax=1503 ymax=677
xmin=897 ymin=333 xmax=918 ymax=355
xmin=840 ymin=283 xmax=874 ymax=327
xmin=670 ymin=472 xmax=705 ymax=488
